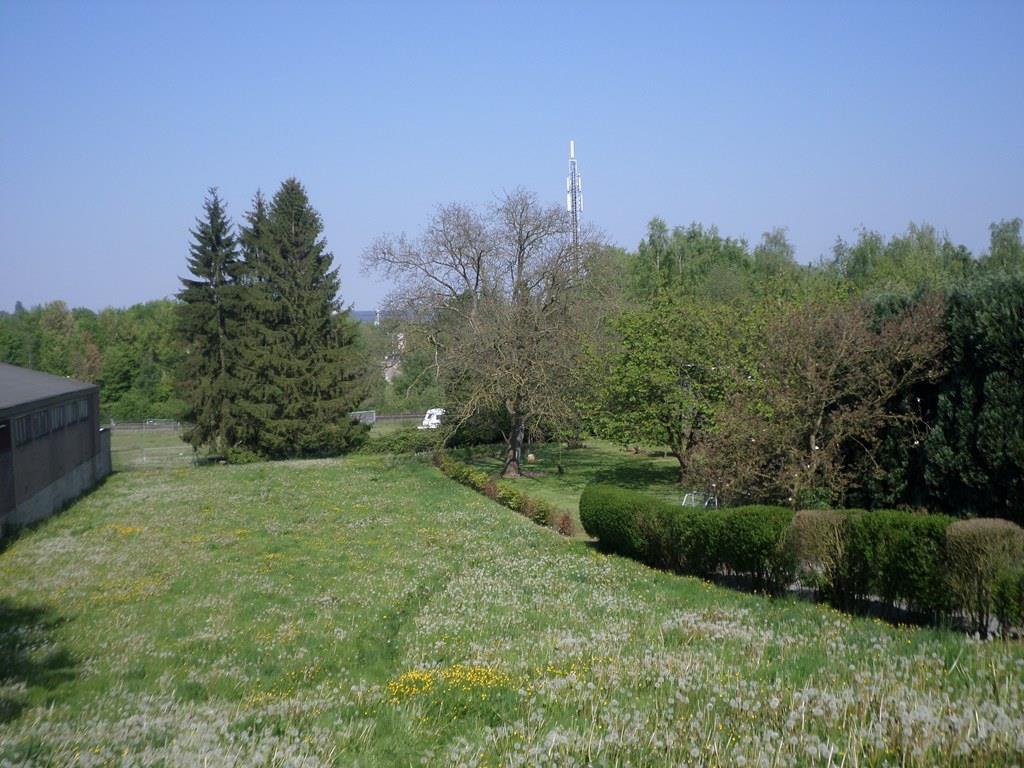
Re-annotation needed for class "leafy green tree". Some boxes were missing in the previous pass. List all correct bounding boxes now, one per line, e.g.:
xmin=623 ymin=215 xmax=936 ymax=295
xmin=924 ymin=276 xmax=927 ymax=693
xmin=177 ymin=189 xmax=244 ymax=451
xmin=699 ymin=293 xmax=946 ymax=507
xmin=629 ymin=219 xmax=753 ymax=301
xmin=830 ymin=224 xmax=973 ymax=295
xmin=979 ymin=218 xmax=1023 ymax=273
xmin=926 ymin=273 xmax=1024 ymax=523
xmin=233 ymin=178 xmax=366 ymax=458
xmin=586 ymin=297 xmax=742 ymax=484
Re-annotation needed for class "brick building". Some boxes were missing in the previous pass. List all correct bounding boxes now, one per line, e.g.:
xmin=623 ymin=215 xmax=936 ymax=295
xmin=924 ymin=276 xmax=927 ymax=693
xmin=0 ymin=363 xmax=111 ymax=533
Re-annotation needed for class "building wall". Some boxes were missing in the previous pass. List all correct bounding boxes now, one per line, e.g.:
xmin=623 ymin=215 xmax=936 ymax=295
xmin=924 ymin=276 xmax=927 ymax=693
xmin=0 ymin=420 xmax=13 ymax=516
xmin=7 ymin=429 xmax=111 ymax=530
xmin=11 ymin=391 xmax=99 ymax=507
xmin=2 ymin=390 xmax=106 ymax=535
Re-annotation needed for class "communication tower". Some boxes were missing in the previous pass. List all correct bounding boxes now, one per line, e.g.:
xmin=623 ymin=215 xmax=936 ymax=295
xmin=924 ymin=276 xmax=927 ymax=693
xmin=566 ymin=140 xmax=583 ymax=250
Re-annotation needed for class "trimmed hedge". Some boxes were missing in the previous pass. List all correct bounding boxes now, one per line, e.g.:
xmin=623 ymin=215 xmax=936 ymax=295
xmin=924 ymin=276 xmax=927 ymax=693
xmin=580 ymin=482 xmax=1024 ymax=633
xmin=579 ymin=485 xmax=794 ymax=592
xmin=719 ymin=506 xmax=796 ymax=594
xmin=787 ymin=509 xmax=845 ymax=596
xmin=357 ymin=427 xmax=441 ymax=455
xmin=946 ymin=518 xmax=1024 ymax=636
xmin=993 ymin=568 xmax=1024 ymax=637
xmin=840 ymin=510 xmax=954 ymax=615
xmin=434 ymin=452 xmax=570 ymax=533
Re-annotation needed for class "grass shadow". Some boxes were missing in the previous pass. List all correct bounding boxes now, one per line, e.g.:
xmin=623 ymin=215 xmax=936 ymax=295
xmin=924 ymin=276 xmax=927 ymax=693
xmin=0 ymin=599 xmax=76 ymax=723
xmin=592 ymin=459 xmax=679 ymax=491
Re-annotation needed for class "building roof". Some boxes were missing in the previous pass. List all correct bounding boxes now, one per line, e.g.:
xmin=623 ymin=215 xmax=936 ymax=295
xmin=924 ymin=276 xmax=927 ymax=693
xmin=0 ymin=363 xmax=98 ymax=418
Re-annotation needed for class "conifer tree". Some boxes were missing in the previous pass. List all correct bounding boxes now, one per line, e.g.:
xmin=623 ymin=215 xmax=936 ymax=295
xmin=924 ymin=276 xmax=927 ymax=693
xmin=234 ymin=179 xmax=366 ymax=457
xmin=177 ymin=188 xmax=243 ymax=452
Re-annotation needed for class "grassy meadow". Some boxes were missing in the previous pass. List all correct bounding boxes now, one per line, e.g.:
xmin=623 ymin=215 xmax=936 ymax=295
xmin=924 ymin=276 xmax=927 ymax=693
xmin=459 ymin=439 xmax=682 ymax=532
xmin=0 ymin=448 xmax=1022 ymax=765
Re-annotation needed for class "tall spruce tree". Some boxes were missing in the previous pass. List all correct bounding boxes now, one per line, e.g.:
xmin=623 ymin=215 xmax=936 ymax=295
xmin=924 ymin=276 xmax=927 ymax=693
xmin=177 ymin=188 xmax=243 ymax=452
xmin=234 ymin=178 xmax=366 ymax=457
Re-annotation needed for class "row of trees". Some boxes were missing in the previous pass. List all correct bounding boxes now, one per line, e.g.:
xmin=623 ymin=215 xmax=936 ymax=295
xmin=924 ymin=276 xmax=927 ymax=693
xmin=177 ymin=180 xmax=367 ymax=458
xmin=4 ymin=179 xmax=1021 ymax=522
xmin=369 ymin=209 xmax=1023 ymax=523
xmin=0 ymin=299 xmax=182 ymax=420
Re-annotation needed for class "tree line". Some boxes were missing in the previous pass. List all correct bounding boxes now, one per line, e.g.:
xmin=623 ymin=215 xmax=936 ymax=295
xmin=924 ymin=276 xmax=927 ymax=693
xmin=3 ymin=184 xmax=1021 ymax=521
xmin=367 ymin=210 xmax=1024 ymax=524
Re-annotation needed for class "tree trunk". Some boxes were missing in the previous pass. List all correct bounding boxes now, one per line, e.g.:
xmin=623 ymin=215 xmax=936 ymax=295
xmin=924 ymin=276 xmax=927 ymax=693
xmin=502 ymin=414 xmax=525 ymax=478
xmin=673 ymin=452 xmax=686 ymax=485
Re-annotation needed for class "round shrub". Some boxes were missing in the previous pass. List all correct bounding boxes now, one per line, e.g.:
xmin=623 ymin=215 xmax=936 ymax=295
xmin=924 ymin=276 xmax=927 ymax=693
xmin=946 ymin=518 xmax=1024 ymax=636
xmin=580 ymin=484 xmax=663 ymax=564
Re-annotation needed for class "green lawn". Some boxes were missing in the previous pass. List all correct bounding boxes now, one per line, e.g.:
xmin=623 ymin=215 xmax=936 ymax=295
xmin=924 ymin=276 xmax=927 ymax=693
xmin=460 ymin=439 xmax=684 ymax=530
xmin=1 ymin=453 xmax=1022 ymax=765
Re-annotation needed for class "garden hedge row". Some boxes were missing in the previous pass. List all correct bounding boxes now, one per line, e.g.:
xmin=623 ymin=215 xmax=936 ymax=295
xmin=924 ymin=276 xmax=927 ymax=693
xmin=579 ymin=485 xmax=794 ymax=593
xmin=580 ymin=483 xmax=1024 ymax=634
xmin=356 ymin=427 xmax=441 ymax=455
xmin=434 ymin=453 xmax=574 ymax=536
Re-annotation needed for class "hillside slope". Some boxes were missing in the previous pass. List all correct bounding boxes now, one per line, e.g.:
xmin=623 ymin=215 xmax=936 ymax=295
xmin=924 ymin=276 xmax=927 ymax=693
xmin=1 ymin=455 xmax=1021 ymax=765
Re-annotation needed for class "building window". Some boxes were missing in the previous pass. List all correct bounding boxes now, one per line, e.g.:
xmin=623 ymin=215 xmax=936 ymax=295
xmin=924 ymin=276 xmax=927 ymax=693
xmin=13 ymin=415 xmax=31 ymax=446
xmin=32 ymin=410 xmax=50 ymax=438
xmin=51 ymin=403 xmax=65 ymax=430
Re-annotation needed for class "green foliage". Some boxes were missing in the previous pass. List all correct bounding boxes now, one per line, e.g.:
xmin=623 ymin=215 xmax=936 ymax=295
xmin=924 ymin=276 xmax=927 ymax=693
xmin=579 ymin=484 xmax=652 ymax=562
xmin=829 ymin=224 xmax=973 ymax=296
xmin=580 ymin=485 xmax=791 ymax=589
xmin=787 ymin=509 xmax=846 ymax=595
xmin=176 ymin=188 xmax=244 ymax=452
xmin=979 ymin=218 xmax=1024 ymax=273
xmin=945 ymin=518 xmax=1024 ymax=636
xmin=230 ymin=180 xmax=367 ymax=459
xmin=926 ymin=272 xmax=1024 ymax=523
xmin=435 ymin=453 xmax=559 ymax=529
xmin=718 ymin=505 xmax=795 ymax=594
xmin=585 ymin=297 xmax=744 ymax=483
xmin=0 ymin=299 xmax=183 ymax=420
xmin=357 ymin=427 xmax=440 ymax=455
xmin=993 ymin=567 xmax=1024 ymax=636
xmin=629 ymin=219 xmax=755 ymax=301
xmin=837 ymin=510 xmax=953 ymax=615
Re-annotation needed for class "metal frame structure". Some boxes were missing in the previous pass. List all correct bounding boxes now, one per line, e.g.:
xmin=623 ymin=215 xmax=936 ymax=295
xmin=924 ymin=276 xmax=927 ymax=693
xmin=566 ymin=140 xmax=583 ymax=251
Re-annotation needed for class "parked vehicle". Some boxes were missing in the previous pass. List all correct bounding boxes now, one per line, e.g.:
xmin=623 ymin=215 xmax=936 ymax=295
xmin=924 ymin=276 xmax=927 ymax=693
xmin=418 ymin=408 xmax=446 ymax=430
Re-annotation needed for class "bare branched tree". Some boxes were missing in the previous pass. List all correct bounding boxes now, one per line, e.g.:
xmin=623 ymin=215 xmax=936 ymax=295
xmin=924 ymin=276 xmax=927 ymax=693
xmin=364 ymin=189 xmax=604 ymax=476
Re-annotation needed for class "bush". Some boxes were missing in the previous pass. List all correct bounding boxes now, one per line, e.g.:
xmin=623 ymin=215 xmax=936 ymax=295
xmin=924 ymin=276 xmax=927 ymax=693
xmin=225 ymin=445 xmax=264 ymax=464
xmin=993 ymin=567 xmax=1024 ymax=637
xmin=787 ymin=509 xmax=846 ymax=595
xmin=946 ymin=518 xmax=1024 ymax=636
xmin=667 ymin=507 xmax=722 ymax=577
xmin=359 ymin=427 xmax=440 ymax=455
xmin=435 ymin=453 xmax=562 ymax=531
xmin=719 ymin=505 xmax=795 ymax=594
xmin=581 ymin=486 xmax=793 ymax=589
xmin=835 ymin=510 xmax=952 ymax=615
xmin=579 ymin=484 xmax=659 ymax=563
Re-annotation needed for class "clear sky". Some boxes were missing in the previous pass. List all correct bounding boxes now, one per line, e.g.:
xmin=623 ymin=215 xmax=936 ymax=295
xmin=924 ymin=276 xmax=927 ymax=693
xmin=1 ymin=1 xmax=1021 ymax=312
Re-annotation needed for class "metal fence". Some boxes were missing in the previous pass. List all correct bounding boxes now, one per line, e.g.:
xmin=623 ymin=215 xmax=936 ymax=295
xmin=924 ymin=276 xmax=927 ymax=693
xmin=105 ymin=419 xmax=183 ymax=432
xmin=108 ymin=422 xmax=196 ymax=472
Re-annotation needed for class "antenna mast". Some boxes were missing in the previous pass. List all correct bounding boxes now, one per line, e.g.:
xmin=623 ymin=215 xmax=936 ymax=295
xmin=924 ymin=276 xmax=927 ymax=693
xmin=566 ymin=139 xmax=583 ymax=252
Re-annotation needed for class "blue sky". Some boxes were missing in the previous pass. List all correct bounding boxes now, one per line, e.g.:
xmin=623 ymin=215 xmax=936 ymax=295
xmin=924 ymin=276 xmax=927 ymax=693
xmin=1 ymin=1 xmax=1021 ymax=312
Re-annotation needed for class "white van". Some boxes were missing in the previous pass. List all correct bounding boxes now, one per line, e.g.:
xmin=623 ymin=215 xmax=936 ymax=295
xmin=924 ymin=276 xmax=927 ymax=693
xmin=418 ymin=408 xmax=446 ymax=430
